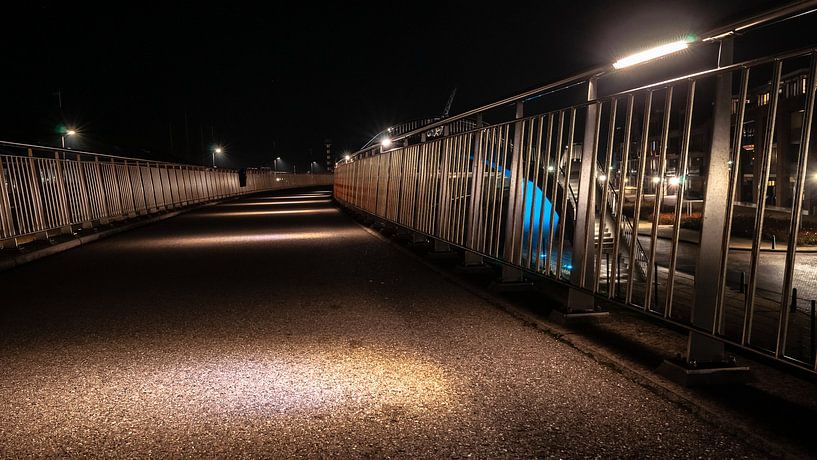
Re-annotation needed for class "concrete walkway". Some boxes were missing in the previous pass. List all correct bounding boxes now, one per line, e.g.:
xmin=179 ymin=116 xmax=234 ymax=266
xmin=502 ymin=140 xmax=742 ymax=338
xmin=0 ymin=188 xmax=761 ymax=458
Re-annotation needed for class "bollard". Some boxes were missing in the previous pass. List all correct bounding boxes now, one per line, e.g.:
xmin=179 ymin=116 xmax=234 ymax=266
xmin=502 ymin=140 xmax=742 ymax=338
xmin=791 ymin=288 xmax=798 ymax=314
xmin=772 ymin=234 xmax=777 ymax=250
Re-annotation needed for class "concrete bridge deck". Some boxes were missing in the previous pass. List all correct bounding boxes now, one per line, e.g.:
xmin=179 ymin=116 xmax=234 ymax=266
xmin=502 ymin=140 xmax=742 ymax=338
xmin=0 ymin=188 xmax=761 ymax=457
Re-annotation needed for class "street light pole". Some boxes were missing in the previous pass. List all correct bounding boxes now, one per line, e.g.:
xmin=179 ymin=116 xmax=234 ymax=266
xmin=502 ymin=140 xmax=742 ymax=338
xmin=61 ymin=129 xmax=76 ymax=149
xmin=212 ymin=147 xmax=223 ymax=168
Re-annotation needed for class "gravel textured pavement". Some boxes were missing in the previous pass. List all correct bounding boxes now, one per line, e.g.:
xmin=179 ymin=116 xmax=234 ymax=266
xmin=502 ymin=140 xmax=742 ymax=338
xmin=0 ymin=189 xmax=761 ymax=458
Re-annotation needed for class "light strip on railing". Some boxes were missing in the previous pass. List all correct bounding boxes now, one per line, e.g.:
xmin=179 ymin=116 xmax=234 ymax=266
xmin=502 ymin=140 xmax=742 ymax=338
xmin=612 ymin=39 xmax=692 ymax=69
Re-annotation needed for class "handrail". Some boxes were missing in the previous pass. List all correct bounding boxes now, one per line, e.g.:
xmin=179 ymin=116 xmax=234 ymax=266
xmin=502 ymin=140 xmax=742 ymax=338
xmin=701 ymin=0 xmax=817 ymax=41
xmin=345 ymin=1 xmax=817 ymax=160
xmin=0 ymin=140 xmax=214 ymax=168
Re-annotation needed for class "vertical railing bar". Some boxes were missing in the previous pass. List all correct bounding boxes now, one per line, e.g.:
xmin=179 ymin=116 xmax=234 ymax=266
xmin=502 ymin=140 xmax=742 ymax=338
xmin=546 ymin=111 xmax=566 ymax=274
xmin=626 ymin=91 xmax=654 ymax=306
xmin=744 ymin=59 xmax=783 ymax=345
xmin=611 ymin=95 xmax=636 ymax=299
xmin=486 ymin=127 xmax=499 ymax=254
xmin=467 ymin=128 xmax=484 ymax=249
xmin=460 ymin=134 xmax=470 ymax=244
xmin=527 ymin=115 xmax=545 ymax=267
xmin=665 ymin=81 xmax=697 ymax=318
xmin=594 ymin=99 xmax=618 ymax=293
xmin=9 ymin=158 xmax=27 ymax=234
xmin=496 ymin=123 xmax=511 ymax=258
xmin=779 ymin=53 xmax=817 ymax=359
xmin=556 ymin=108 xmax=577 ymax=279
xmin=536 ymin=114 xmax=554 ymax=272
xmin=644 ymin=87 xmax=674 ymax=312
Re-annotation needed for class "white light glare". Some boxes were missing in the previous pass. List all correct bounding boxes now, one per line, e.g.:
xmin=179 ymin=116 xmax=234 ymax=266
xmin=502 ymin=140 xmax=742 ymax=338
xmin=66 ymin=130 xmax=76 ymax=136
xmin=381 ymin=138 xmax=392 ymax=148
xmin=344 ymin=155 xmax=351 ymax=161
xmin=613 ymin=40 xmax=691 ymax=69
xmin=598 ymin=174 xmax=607 ymax=182
xmin=668 ymin=176 xmax=681 ymax=186
xmin=652 ymin=176 xmax=661 ymax=184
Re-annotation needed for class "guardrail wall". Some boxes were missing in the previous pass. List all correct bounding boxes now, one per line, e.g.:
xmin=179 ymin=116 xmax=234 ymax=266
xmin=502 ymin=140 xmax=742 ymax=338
xmin=0 ymin=142 xmax=332 ymax=247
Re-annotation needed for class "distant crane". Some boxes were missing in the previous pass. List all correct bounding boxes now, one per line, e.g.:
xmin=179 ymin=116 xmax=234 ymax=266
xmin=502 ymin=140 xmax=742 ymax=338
xmin=442 ymin=87 xmax=457 ymax=118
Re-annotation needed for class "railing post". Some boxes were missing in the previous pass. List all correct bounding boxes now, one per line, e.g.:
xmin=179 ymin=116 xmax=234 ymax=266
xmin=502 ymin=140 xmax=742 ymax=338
xmin=658 ymin=37 xmax=749 ymax=384
xmin=0 ymin=155 xmax=14 ymax=242
xmin=464 ymin=114 xmax=485 ymax=266
xmin=75 ymin=154 xmax=93 ymax=228
xmin=565 ymin=77 xmax=600 ymax=313
xmin=25 ymin=149 xmax=46 ymax=233
xmin=52 ymin=151 xmax=71 ymax=233
xmin=109 ymin=158 xmax=124 ymax=219
xmin=92 ymin=156 xmax=109 ymax=222
xmin=433 ymin=125 xmax=453 ymax=253
xmin=500 ymin=102 xmax=526 ymax=282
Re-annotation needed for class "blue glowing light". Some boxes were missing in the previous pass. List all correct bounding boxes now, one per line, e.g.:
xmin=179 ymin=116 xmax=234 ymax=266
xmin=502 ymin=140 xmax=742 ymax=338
xmin=482 ymin=157 xmax=559 ymax=262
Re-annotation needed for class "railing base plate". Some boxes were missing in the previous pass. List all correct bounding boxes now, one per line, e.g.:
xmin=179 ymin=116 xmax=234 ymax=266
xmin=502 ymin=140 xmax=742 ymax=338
xmin=456 ymin=263 xmax=493 ymax=274
xmin=548 ymin=310 xmax=609 ymax=325
xmin=656 ymin=359 xmax=750 ymax=386
xmin=489 ymin=279 xmax=535 ymax=293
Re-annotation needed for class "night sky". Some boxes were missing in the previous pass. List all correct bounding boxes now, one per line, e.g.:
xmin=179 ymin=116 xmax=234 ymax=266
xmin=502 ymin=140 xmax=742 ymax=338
xmin=1 ymin=0 xmax=784 ymax=169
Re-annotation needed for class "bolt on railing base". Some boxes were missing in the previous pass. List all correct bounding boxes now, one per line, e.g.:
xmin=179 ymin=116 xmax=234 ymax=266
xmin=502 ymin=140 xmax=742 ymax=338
xmin=548 ymin=309 xmax=610 ymax=325
xmin=656 ymin=359 xmax=750 ymax=386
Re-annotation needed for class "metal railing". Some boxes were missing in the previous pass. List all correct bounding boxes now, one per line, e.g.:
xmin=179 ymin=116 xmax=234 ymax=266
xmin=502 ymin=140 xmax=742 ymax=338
xmin=0 ymin=141 xmax=332 ymax=247
xmin=334 ymin=2 xmax=817 ymax=375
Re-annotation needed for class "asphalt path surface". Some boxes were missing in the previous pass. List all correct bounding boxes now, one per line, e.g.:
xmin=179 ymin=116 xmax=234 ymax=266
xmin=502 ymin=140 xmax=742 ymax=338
xmin=0 ymin=188 xmax=761 ymax=458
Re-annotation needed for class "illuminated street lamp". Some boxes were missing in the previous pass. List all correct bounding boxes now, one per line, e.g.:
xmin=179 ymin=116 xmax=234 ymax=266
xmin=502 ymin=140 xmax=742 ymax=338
xmin=344 ymin=154 xmax=351 ymax=162
xmin=212 ymin=146 xmax=223 ymax=168
xmin=381 ymin=137 xmax=392 ymax=148
xmin=61 ymin=128 xmax=76 ymax=149
xmin=274 ymin=156 xmax=282 ymax=172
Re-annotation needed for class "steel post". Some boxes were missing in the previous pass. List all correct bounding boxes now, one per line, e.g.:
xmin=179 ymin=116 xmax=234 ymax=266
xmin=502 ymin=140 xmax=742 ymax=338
xmin=685 ymin=38 xmax=739 ymax=368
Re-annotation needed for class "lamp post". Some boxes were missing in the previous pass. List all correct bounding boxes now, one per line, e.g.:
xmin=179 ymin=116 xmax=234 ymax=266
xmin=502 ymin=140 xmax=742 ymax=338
xmin=274 ymin=156 xmax=281 ymax=172
xmin=212 ymin=146 xmax=223 ymax=168
xmin=61 ymin=129 xmax=76 ymax=149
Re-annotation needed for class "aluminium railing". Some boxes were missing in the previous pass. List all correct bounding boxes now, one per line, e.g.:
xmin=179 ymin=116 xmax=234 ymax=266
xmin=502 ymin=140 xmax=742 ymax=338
xmin=334 ymin=1 xmax=817 ymax=376
xmin=0 ymin=141 xmax=333 ymax=247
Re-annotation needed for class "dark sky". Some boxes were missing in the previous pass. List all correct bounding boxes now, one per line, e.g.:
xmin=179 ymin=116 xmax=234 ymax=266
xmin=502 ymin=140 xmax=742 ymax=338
xmin=1 ymin=0 xmax=786 ymax=170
